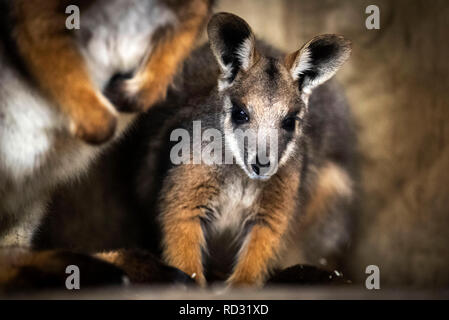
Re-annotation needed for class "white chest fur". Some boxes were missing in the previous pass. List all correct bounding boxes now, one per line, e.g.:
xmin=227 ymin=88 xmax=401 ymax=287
xmin=210 ymin=175 xmax=261 ymax=234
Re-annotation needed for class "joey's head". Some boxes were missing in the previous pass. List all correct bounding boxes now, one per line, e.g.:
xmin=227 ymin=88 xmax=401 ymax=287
xmin=208 ymin=13 xmax=351 ymax=180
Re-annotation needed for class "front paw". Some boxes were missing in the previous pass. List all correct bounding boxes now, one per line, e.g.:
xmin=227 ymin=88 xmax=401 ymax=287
xmin=226 ymin=272 xmax=263 ymax=288
xmin=69 ymin=94 xmax=117 ymax=145
xmin=176 ymin=268 xmax=206 ymax=287
xmin=133 ymin=77 xmax=169 ymax=111
xmin=171 ymin=265 xmax=206 ymax=287
xmin=266 ymin=265 xmax=350 ymax=286
xmin=191 ymin=272 xmax=207 ymax=287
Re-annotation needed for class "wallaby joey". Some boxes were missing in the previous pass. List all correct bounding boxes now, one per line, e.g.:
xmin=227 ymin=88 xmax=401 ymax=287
xmin=134 ymin=13 xmax=356 ymax=287
xmin=0 ymin=0 xmax=211 ymax=248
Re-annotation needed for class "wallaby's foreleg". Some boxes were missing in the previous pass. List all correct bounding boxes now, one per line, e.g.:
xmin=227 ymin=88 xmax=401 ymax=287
xmin=110 ymin=0 xmax=210 ymax=112
xmin=159 ymin=165 xmax=220 ymax=286
xmin=161 ymin=215 xmax=206 ymax=286
xmin=13 ymin=0 xmax=117 ymax=144
xmin=228 ymin=170 xmax=300 ymax=287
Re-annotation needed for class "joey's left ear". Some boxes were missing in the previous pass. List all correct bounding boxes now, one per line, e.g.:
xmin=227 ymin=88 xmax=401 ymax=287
xmin=285 ymin=34 xmax=351 ymax=96
xmin=208 ymin=13 xmax=258 ymax=90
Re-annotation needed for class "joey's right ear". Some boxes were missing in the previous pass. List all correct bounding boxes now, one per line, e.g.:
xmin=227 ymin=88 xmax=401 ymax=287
xmin=207 ymin=13 xmax=258 ymax=91
xmin=285 ymin=34 xmax=352 ymax=97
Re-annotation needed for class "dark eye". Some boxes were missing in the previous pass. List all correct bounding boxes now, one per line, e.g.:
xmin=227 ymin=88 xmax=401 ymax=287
xmin=231 ymin=102 xmax=250 ymax=125
xmin=282 ymin=116 xmax=297 ymax=132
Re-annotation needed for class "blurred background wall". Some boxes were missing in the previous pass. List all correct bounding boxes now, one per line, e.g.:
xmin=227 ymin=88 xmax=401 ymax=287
xmin=217 ymin=0 xmax=449 ymax=287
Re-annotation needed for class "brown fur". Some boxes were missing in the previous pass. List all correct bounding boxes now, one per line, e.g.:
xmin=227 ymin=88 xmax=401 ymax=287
xmin=160 ymin=164 xmax=219 ymax=286
xmin=13 ymin=0 xmax=117 ymax=144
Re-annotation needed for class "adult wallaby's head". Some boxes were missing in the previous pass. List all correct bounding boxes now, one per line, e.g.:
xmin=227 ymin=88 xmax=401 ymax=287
xmin=208 ymin=13 xmax=351 ymax=180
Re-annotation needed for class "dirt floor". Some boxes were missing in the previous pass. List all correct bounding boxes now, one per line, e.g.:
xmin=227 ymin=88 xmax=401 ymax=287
xmin=9 ymin=285 xmax=449 ymax=300
xmin=217 ymin=0 xmax=449 ymax=287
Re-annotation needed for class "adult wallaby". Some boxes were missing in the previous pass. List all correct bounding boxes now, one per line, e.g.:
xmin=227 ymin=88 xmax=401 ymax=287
xmin=0 ymin=0 xmax=212 ymax=292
